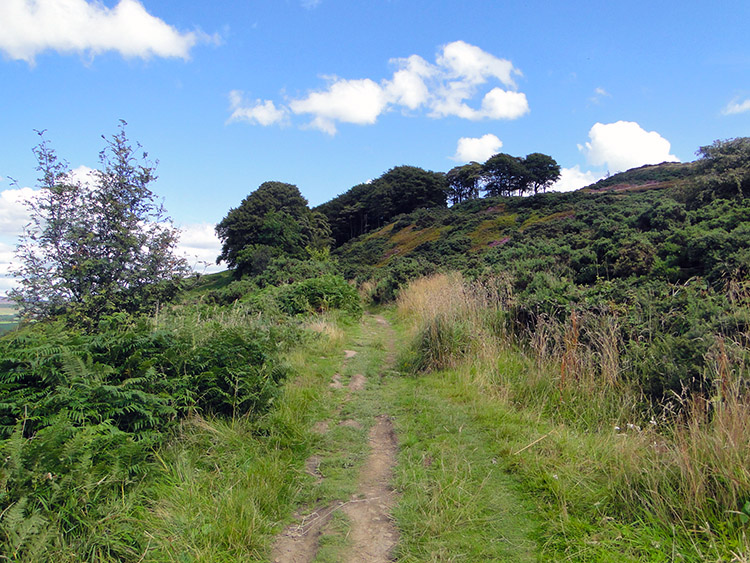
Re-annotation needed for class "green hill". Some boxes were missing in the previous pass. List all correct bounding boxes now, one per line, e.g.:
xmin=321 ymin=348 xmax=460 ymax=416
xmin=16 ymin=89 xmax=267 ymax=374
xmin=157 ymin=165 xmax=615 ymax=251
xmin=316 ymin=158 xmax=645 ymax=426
xmin=334 ymin=152 xmax=750 ymax=399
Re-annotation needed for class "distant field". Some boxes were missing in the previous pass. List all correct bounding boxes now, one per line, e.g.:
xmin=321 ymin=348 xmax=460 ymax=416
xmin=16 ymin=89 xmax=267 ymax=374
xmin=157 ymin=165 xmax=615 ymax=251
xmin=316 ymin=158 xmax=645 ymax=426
xmin=0 ymin=303 xmax=19 ymax=334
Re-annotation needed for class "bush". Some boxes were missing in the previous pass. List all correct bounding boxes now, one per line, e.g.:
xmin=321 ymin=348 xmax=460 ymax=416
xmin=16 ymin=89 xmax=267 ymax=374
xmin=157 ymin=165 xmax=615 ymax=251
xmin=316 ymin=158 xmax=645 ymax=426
xmin=274 ymin=274 xmax=361 ymax=316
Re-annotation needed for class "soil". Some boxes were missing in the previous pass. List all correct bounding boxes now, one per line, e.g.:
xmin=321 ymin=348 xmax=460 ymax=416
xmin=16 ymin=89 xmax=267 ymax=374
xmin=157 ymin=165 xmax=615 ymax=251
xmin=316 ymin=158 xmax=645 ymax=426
xmin=341 ymin=414 xmax=399 ymax=562
xmin=270 ymin=316 xmax=400 ymax=562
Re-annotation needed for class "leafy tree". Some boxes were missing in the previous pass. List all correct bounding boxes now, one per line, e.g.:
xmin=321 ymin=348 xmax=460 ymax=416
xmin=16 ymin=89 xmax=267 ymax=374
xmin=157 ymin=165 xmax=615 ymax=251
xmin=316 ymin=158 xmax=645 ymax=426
xmin=446 ymin=162 xmax=483 ymax=204
xmin=317 ymin=165 xmax=447 ymax=246
xmin=482 ymin=152 xmax=561 ymax=197
xmin=482 ymin=153 xmax=528 ymax=196
xmin=695 ymin=137 xmax=750 ymax=199
xmin=216 ymin=181 xmax=331 ymax=277
xmin=523 ymin=152 xmax=561 ymax=194
xmin=10 ymin=123 xmax=188 ymax=324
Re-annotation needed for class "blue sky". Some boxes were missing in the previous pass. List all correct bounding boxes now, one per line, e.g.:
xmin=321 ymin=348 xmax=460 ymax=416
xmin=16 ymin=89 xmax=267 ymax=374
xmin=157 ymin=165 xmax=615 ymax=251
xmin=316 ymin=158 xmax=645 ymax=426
xmin=1 ymin=0 xmax=749 ymax=292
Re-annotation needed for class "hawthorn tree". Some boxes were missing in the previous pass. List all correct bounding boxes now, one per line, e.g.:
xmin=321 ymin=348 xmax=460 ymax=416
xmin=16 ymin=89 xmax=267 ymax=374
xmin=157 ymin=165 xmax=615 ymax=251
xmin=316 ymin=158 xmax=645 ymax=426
xmin=10 ymin=123 xmax=188 ymax=323
xmin=695 ymin=137 xmax=750 ymax=199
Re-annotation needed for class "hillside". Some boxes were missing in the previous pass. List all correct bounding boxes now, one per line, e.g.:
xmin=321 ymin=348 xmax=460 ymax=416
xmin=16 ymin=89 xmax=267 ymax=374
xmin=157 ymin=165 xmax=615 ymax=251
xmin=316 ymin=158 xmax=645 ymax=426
xmin=1 ymin=139 xmax=748 ymax=561
xmin=334 ymin=155 xmax=749 ymax=399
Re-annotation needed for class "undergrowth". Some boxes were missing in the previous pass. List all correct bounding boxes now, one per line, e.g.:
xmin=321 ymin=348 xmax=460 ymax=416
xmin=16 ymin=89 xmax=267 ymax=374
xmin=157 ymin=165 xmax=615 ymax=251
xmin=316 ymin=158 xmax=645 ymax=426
xmin=395 ymin=272 xmax=750 ymax=560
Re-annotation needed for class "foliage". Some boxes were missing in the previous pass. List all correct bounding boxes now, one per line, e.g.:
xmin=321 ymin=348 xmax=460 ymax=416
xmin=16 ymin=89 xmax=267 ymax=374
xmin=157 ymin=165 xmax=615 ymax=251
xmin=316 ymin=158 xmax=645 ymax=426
xmin=273 ymin=274 xmax=362 ymax=316
xmin=394 ymin=272 xmax=750 ymax=559
xmin=316 ymin=165 xmax=447 ymax=246
xmin=216 ymin=181 xmax=332 ymax=277
xmin=482 ymin=152 xmax=561 ymax=196
xmin=692 ymin=136 xmax=750 ymax=201
xmin=446 ymin=162 xmax=483 ymax=204
xmin=10 ymin=123 xmax=188 ymax=325
xmin=337 ymin=146 xmax=750 ymax=399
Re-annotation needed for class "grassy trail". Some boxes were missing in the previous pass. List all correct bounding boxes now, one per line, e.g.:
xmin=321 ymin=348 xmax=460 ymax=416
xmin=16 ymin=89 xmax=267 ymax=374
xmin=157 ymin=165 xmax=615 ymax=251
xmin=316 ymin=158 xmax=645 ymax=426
xmin=271 ymin=311 xmax=540 ymax=562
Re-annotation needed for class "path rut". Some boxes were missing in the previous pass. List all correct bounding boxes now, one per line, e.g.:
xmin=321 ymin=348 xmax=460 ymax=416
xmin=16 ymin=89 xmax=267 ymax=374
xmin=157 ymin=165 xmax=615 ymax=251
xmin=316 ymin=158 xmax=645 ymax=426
xmin=271 ymin=315 xmax=399 ymax=562
xmin=342 ymin=414 xmax=399 ymax=562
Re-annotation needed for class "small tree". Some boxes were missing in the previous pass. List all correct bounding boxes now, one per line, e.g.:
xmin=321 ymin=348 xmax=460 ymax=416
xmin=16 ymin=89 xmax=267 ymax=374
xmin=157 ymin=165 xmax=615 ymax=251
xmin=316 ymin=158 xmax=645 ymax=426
xmin=10 ymin=123 xmax=188 ymax=324
xmin=523 ymin=152 xmax=561 ymax=194
xmin=446 ymin=162 xmax=483 ymax=205
xmin=695 ymin=137 xmax=750 ymax=199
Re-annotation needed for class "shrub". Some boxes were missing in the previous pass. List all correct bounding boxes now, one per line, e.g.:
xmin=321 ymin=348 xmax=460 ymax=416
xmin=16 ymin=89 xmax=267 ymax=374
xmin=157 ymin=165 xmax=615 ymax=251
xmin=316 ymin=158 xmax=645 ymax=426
xmin=274 ymin=274 xmax=362 ymax=316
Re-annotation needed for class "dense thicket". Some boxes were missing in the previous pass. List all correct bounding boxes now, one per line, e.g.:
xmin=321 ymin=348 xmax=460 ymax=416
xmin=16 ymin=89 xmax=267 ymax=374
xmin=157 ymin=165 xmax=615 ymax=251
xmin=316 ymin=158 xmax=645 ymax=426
xmin=316 ymin=165 xmax=448 ymax=246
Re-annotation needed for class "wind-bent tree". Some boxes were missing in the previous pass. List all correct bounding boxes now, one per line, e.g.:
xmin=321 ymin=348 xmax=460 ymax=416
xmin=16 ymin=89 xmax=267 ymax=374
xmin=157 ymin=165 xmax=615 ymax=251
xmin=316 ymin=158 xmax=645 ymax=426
xmin=446 ymin=162 xmax=483 ymax=205
xmin=523 ymin=152 xmax=561 ymax=194
xmin=11 ymin=123 xmax=188 ymax=323
xmin=216 ymin=181 xmax=331 ymax=277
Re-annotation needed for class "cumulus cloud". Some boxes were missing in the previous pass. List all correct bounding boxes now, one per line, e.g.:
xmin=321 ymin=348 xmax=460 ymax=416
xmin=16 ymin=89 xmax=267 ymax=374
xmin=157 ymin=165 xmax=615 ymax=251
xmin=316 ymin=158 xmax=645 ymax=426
xmin=722 ymin=97 xmax=750 ymax=115
xmin=289 ymin=78 xmax=389 ymax=134
xmin=0 ymin=187 xmax=36 ymax=236
xmin=0 ymin=0 xmax=215 ymax=64
xmin=0 ymin=186 xmax=36 ymax=295
xmin=579 ymin=121 xmax=679 ymax=173
xmin=436 ymin=40 xmax=518 ymax=87
xmin=228 ymin=91 xmax=288 ymax=126
xmin=0 ymin=241 xmax=20 ymax=295
xmin=385 ymin=54 xmax=434 ymax=111
xmin=229 ymin=40 xmax=529 ymax=135
xmin=452 ymin=134 xmax=502 ymax=163
xmin=550 ymin=166 xmax=604 ymax=193
xmin=176 ymin=223 xmax=224 ymax=273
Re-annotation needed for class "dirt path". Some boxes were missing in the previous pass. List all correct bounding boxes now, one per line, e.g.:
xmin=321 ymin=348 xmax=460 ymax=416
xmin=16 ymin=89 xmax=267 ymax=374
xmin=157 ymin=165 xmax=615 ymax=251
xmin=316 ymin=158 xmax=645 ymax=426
xmin=271 ymin=315 xmax=399 ymax=562
xmin=342 ymin=413 xmax=399 ymax=562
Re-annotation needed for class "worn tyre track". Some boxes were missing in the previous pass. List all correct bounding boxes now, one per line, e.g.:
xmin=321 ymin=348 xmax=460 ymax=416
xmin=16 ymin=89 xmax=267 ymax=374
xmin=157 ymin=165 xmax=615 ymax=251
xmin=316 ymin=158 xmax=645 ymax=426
xmin=271 ymin=315 xmax=400 ymax=562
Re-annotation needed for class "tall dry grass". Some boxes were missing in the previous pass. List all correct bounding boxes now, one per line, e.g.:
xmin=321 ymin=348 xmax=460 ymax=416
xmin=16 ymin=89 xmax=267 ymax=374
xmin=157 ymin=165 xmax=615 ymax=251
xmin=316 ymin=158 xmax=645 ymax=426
xmin=396 ymin=272 xmax=512 ymax=372
xmin=396 ymin=272 xmax=750 ymax=551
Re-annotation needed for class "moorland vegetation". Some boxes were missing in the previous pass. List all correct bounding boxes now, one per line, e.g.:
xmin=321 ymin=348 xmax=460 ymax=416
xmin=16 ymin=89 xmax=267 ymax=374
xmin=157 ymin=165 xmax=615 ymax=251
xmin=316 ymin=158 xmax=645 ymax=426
xmin=1 ymin=132 xmax=748 ymax=560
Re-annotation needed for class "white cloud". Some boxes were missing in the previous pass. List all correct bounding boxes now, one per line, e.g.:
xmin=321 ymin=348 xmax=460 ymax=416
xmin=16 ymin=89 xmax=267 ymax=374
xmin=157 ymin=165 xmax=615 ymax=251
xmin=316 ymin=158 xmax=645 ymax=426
xmin=385 ymin=54 xmax=434 ymax=110
xmin=228 ymin=91 xmax=288 ymax=126
xmin=550 ymin=166 xmax=604 ymax=192
xmin=479 ymin=88 xmax=529 ymax=120
xmin=579 ymin=121 xmax=679 ymax=173
xmin=229 ymin=40 xmax=528 ymax=134
xmin=176 ymin=223 xmax=224 ymax=273
xmin=0 ymin=241 xmax=20 ymax=295
xmin=301 ymin=0 xmax=322 ymax=8
xmin=0 ymin=187 xmax=36 ymax=236
xmin=589 ymin=87 xmax=611 ymax=104
xmin=290 ymin=78 xmax=389 ymax=135
xmin=452 ymin=134 xmax=502 ymax=163
xmin=722 ymin=97 xmax=750 ymax=115
xmin=0 ymin=187 xmax=34 ymax=295
xmin=436 ymin=40 xmax=518 ymax=88
xmin=0 ymin=0 xmax=214 ymax=64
